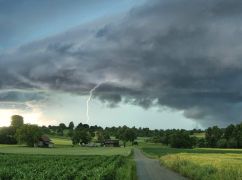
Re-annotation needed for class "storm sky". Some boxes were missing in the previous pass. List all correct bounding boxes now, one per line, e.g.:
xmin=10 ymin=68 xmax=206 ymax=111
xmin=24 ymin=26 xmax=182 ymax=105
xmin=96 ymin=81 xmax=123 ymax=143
xmin=1 ymin=0 xmax=242 ymax=129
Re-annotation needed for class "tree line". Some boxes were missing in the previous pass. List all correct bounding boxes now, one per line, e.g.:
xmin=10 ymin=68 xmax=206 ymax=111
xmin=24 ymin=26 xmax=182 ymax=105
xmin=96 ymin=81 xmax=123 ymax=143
xmin=0 ymin=115 xmax=242 ymax=149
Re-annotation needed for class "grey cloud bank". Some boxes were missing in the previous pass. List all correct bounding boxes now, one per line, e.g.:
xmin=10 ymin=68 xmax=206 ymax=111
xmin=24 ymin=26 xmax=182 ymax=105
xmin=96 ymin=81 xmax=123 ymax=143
xmin=1 ymin=0 xmax=242 ymax=127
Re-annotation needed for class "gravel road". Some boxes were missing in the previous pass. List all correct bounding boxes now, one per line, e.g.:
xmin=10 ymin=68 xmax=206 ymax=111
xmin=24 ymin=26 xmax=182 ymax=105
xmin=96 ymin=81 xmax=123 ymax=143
xmin=134 ymin=148 xmax=187 ymax=180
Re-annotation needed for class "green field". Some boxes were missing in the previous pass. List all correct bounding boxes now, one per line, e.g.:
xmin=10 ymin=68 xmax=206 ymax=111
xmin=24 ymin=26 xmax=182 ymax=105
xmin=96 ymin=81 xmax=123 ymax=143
xmin=0 ymin=136 xmax=135 ymax=179
xmin=160 ymin=153 xmax=242 ymax=180
xmin=140 ymin=142 xmax=242 ymax=157
xmin=140 ymin=143 xmax=242 ymax=180
xmin=0 ymin=154 xmax=135 ymax=180
xmin=0 ymin=144 xmax=131 ymax=156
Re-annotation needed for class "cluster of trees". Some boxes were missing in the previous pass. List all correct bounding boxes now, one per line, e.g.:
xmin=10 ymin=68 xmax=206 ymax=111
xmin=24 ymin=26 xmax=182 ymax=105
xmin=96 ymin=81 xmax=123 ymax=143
xmin=70 ymin=124 xmax=137 ymax=146
xmin=0 ymin=115 xmax=43 ymax=146
xmin=148 ymin=129 xmax=197 ymax=148
xmin=148 ymin=123 xmax=242 ymax=149
xmin=205 ymin=124 xmax=242 ymax=148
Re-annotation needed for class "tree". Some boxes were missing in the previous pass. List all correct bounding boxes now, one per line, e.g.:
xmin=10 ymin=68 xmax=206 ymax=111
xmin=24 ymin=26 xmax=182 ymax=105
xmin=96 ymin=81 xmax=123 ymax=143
xmin=11 ymin=115 xmax=24 ymax=129
xmin=224 ymin=124 xmax=235 ymax=140
xmin=217 ymin=138 xmax=227 ymax=148
xmin=117 ymin=127 xmax=137 ymax=147
xmin=59 ymin=123 xmax=66 ymax=130
xmin=0 ymin=127 xmax=17 ymax=144
xmin=96 ymin=131 xmax=105 ymax=143
xmin=16 ymin=124 xmax=43 ymax=147
xmin=124 ymin=129 xmax=137 ymax=145
xmin=205 ymin=126 xmax=222 ymax=147
xmin=71 ymin=129 xmax=91 ymax=145
xmin=68 ymin=121 xmax=74 ymax=130
xmin=170 ymin=131 xmax=194 ymax=148
xmin=196 ymin=138 xmax=206 ymax=148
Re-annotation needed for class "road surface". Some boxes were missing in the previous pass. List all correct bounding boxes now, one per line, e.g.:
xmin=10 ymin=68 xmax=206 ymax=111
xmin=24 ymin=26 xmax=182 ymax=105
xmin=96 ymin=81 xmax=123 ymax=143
xmin=134 ymin=148 xmax=187 ymax=180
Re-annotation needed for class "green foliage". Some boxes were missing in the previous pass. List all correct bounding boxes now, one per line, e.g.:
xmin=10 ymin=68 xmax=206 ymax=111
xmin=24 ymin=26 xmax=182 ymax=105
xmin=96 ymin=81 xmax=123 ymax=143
xmin=11 ymin=115 xmax=24 ymax=129
xmin=0 ymin=127 xmax=17 ymax=144
xmin=15 ymin=124 xmax=43 ymax=147
xmin=170 ymin=130 xmax=195 ymax=148
xmin=72 ymin=129 xmax=91 ymax=145
xmin=0 ymin=154 xmax=135 ymax=180
xmin=216 ymin=138 xmax=227 ymax=148
xmin=227 ymin=138 xmax=237 ymax=148
xmin=68 ymin=121 xmax=74 ymax=130
xmin=205 ymin=126 xmax=223 ymax=147
xmin=116 ymin=127 xmax=137 ymax=146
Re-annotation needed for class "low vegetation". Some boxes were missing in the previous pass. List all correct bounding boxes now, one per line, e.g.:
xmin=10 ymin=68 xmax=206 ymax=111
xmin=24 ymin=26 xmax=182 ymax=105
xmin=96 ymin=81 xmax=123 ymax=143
xmin=0 ymin=154 xmax=136 ymax=180
xmin=140 ymin=143 xmax=242 ymax=179
xmin=160 ymin=153 xmax=242 ymax=180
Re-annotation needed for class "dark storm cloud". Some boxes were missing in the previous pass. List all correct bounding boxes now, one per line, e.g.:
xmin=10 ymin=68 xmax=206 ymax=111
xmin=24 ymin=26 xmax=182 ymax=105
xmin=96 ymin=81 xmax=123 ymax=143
xmin=1 ymin=0 xmax=242 ymax=127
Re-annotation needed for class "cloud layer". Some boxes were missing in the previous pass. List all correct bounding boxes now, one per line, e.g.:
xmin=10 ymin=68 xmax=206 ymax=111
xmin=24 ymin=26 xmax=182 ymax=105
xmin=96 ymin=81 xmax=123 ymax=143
xmin=1 ymin=0 xmax=242 ymax=127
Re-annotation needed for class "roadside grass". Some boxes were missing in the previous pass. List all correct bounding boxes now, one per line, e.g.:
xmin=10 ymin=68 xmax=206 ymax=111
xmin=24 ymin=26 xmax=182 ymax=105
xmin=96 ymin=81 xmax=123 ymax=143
xmin=139 ymin=142 xmax=242 ymax=179
xmin=160 ymin=153 xmax=242 ymax=180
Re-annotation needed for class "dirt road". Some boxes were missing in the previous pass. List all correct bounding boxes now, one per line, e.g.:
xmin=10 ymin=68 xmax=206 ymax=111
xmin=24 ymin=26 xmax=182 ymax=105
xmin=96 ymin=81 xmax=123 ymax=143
xmin=134 ymin=148 xmax=187 ymax=180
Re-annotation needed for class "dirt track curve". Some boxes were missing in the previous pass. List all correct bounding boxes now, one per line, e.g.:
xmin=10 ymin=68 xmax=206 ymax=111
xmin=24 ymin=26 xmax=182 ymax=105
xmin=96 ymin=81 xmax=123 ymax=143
xmin=134 ymin=148 xmax=187 ymax=180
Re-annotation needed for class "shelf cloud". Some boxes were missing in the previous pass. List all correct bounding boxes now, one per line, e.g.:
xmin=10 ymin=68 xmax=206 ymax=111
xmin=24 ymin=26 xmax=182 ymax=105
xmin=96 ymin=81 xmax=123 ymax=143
xmin=1 ymin=0 xmax=242 ymax=127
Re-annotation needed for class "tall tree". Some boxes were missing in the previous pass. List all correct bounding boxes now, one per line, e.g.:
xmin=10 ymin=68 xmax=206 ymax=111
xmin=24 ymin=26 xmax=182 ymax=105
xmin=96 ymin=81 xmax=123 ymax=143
xmin=16 ymin=124 xmax=43 ymax=147
xmin=205 ymin=126 xmax=222 ymax=147
xmin=11 ymin=115 xmax=24 ymax=129
xmin=68 ymin=121 xmax=74 ymax=130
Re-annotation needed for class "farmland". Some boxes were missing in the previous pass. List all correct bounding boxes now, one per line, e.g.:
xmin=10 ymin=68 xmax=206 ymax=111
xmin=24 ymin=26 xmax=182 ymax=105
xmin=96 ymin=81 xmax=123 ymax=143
xmin=0 ymin=154 xmax=135 ymax=180
xmin=160 ymin=153 xmax=242 ymax=180
xmin=0 ymin=144 xmax=131 ymax=156
xmin=0 ymin=136 xmax=135 ymax=179
xmin=139 ymin=143 xmax=242 ymax=180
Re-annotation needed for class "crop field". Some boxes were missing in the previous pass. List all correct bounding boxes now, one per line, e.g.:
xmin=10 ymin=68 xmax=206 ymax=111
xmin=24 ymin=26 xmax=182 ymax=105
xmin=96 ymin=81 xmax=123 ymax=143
xmin=0 ymin=154 xmax=136 ymax=180
xmin=160 ymin=153 xmax=242 ymax=180
xmin=140 ymin=143 xmax=242 ymax=179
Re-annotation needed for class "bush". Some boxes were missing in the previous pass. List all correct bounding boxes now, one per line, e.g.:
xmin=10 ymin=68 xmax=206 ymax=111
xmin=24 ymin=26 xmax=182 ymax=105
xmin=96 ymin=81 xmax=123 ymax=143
xmin=217 ymin=138 xmax=227 ymax=148
xmin=0 ymin=127 xmax=17 ymax=144
xmin=170 ymin=131 xmax=194 ymax=148
xmin=196 ymin=138 xmax=206 ymax=148
xmin=227 ymin=138 xmax=237 ymax=148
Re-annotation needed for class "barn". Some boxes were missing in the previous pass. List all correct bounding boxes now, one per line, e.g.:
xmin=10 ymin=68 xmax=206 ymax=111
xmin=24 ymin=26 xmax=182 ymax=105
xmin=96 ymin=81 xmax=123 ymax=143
xmin=103 ymin=139 xmax=119 ymax=147
xmin=37 ymin=135 xmax=54 ymax=148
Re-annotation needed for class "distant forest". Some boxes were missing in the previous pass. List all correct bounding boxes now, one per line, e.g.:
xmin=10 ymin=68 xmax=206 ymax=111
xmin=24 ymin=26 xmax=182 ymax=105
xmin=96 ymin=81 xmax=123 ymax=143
xmin=0 ymin=115 xmax=242 ymax=149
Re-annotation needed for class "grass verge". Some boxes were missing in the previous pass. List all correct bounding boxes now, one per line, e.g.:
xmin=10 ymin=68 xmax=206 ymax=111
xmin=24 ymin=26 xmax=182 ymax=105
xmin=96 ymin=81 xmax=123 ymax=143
xmin=160 ymin=153 xmax=242 ymax=180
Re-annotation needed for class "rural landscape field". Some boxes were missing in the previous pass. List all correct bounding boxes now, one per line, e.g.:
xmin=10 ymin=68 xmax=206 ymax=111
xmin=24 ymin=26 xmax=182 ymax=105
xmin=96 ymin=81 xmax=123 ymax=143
xmin=1 ymin=0 xmax=242 ymax=179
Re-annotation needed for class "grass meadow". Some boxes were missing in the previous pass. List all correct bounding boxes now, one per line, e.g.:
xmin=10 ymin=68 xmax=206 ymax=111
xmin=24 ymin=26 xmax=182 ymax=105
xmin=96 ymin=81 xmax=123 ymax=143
xmin=140 ymin=142 xmax=242 ymax=180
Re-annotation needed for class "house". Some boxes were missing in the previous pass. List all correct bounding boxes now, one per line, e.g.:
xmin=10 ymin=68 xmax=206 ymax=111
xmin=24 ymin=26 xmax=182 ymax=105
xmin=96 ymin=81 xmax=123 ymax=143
xmin=37 ymin=135 xmax=54 ymax=148
xmin=103 ymin=139 xmax=119 ymax=147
